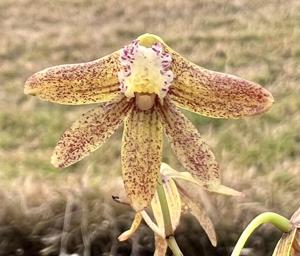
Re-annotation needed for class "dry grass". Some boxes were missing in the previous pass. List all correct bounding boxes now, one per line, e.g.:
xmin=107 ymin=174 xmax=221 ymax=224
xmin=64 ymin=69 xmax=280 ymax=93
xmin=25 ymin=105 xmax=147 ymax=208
xmin=0 ymin=0 xmax=299 ymax=255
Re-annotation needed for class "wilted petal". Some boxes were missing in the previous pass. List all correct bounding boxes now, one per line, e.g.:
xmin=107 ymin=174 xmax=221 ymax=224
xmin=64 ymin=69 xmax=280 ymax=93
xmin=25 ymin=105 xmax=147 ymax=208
xmin=161 ymin=163 xmax=242 ymax=196
xmin=141 ymin=211 xmax=165 ymax=238
xmin=151 ymin=175 xmax=181 ymax=233
xmin=178 ymin=185 xmax=217 ymax=247
xmin=154 ymin=235 xmax=168 ymax=256
xmin=51 ymin=97 xmax=132 ymax=168
xmin=118 ymin=213 xmax=142 ymax=242
xmin=122 ymin=104 xmax=163 ymax=211
xmin=169 ymin=51 xmax=274 ymax=118
xmin=273 ymin=207 xmax=300 ymax=255
xmin=272 ymin=229 xmax=297 ymax=256
xmin=24 ymin=51 xmax=121 ymax=104
xmin=158 ymin=98 xmax=220 ymax=187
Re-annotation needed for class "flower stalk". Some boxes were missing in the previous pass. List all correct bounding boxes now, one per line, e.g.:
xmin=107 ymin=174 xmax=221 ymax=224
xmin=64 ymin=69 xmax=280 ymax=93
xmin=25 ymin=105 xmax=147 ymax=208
xmin=156 ymin=175 xmax=173 ymax=237
xmin=156 ymin=175 xmax=183 ymax=256
xmin=231 ymin=212 xmax=292 ymax=256
xmin=167 ymin=236 xmax=183 ymax=256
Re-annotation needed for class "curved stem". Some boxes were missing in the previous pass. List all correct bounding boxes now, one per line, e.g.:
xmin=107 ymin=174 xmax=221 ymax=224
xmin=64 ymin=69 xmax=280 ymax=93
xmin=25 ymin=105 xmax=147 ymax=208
xmin=167 ymin=236 xmax=183 ymax=256
xmin=231 ymin=212 xmax=292 ymax=256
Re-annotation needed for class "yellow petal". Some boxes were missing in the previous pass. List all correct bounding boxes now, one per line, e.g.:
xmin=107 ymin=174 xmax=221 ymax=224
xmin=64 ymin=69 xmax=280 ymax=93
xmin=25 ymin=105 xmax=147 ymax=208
xmin=24 ymin=51 xmax=121 ymax=104
xmin=154 ymin=235 xmax=168 ymax=256
xmin=272 ymin=228 xmax=297 ymax=256
xmin=168 ymin=50 xmax=274 ymax=118
xmin=158 ymin=98 xmax=220 ymax=187
xmin=118 ymin=213 xmax=142 ymax=242
xmin=161 ymin=163 xmax=242 ymax=197
xmin=121 ymin=104 xmax=163 ymax=211
xmin=151 ymin=176 xmax=181 ymax=233
xmin=51 ymin=97 xmax=132 ymax=168
xmin=140 ymin=210 xmax=165 ymax=238
xmin=179 ymin=187 xmax=217 ymax=247
xmin=204 ymin=183 xmax=243 ymax=197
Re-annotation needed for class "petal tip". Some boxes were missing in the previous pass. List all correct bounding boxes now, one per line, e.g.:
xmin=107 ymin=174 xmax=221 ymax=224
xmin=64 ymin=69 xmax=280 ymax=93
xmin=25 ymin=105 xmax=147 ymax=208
xmin=206 ymin=184 xmax=243 ymax=197
xmin=24 ymin=75 xmax=39 ymax=96
xmin=117 ymin=232 xmax=129 ymax=242
xmin=211 ymin=239 xmax=217 ymax=247
xmin=250 ymin=88 xmax=274 ymax=116
xmin=264 ymin=91 xmax=275 ymax=111
xmin=50 ymin=152 xmax=64 ymax=168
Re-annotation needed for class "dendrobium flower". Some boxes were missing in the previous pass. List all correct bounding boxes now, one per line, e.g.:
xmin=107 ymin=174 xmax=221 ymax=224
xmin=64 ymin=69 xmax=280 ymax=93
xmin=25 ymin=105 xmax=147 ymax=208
xmin=273 ymin=207 xmax=300 ymax=256
xmin=24 ymin=33 xmax=273 ymax=212
xmin=118 ymin=163 xmax=228 ymax=255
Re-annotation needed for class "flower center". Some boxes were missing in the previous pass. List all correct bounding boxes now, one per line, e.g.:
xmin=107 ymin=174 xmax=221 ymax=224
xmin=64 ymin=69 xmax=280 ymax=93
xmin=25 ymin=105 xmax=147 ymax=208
xmin=118 ymin=40 xmax=174 ymax=110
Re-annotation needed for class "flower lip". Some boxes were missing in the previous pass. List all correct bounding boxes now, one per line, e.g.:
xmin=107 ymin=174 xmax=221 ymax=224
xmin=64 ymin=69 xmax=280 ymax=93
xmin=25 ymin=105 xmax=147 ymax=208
xmin=118 ymin=40 xmax=174 ymax=103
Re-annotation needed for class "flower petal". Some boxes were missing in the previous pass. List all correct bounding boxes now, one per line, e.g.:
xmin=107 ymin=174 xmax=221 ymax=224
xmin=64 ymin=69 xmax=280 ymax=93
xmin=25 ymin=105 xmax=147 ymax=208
xmin=154 ymin=235 xmax=168 ymax=256
xmin=272 ymin=228 xmax=297 ymax=256
xmin=169 ymin=51 xmax=274 ymax=118
xmin=161 ymin=163 xmax=242 ymax=196
xmin=158 ymin=98 xmax=220 ymax=187
xmin=273 ymin=207 xmax=300 ymax=255
xmin=24 ymin=51 xmax=122 ymax=104
xmin=51 ymin=97 xmax=132 ymax=168
xmin=151 ymin=175 xmax=181 ymax=233
xmin=121 ymin=104 xmax=163 ymax=211
xmin=141 ymin=210 xmax=165 ymax=238
xmin=178 ymin=185 xmax=217 ymax=247
xmin=118 ymin=213 xmax=142 ymax=242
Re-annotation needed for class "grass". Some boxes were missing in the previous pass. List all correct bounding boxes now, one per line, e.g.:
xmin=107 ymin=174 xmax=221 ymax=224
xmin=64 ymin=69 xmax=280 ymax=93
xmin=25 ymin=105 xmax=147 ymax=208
xmin=0 ymin=0 xmax=299 ymax=255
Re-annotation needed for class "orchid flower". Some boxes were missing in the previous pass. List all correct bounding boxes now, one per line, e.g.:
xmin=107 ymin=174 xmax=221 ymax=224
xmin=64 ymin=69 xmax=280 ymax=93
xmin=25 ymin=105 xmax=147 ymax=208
xmin=24 ymin=33 xmax=273 ymax=211
xmin=118 ymin=163 xmax=229 ymax=255
xmin=272 ymin=207 xmax=300 ymax=256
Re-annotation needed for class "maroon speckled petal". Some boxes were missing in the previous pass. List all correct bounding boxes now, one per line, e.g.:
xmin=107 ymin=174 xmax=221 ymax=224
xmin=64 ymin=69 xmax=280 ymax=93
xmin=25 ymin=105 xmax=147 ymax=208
xmin=158 ymin=97 xmax=220 ymax=186
xmin=169 ymin=51 xmax=274 ymax=118
xmin=121 ymin=102 xmax=163 ymax=212
xmin=24 ymin=51 xmax=122 ymax=105
xmin=51 ymin=97 xmax=133 ymax=168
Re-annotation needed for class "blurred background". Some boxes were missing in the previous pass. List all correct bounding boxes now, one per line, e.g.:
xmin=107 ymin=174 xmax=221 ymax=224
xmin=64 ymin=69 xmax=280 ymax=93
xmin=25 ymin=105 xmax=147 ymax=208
xmin=0 ymin=0 xmax=299 ymax=255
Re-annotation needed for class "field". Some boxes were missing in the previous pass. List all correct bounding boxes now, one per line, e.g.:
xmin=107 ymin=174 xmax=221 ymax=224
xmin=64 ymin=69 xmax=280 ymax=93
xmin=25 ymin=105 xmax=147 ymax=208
xmin=0 ymin=0 xmax=299 ymax=255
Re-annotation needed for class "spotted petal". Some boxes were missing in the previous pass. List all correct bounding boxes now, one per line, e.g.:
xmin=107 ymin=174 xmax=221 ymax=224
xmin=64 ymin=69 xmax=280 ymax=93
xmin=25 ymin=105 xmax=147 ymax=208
xmin=24 ymin=51 xmax=121 ymax=104
xmin=158 ymin=98 xmax=220 ymax=189
xmin=52 ymin=97 xmax=132 ymax=168
xmin=168 ymin=51 xmax=274 ymax=118
xmin=178 ymin=184 xmax=217 ymax=247
xmin=122 ymin=104 xmax=163 ymax=211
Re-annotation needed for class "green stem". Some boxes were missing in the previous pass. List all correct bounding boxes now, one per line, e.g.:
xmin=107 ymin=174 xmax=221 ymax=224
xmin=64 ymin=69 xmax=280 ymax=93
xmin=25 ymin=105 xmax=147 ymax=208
xmin=167 ymin=236 xmax=183 ymax=256
xmin=156 ymin=175 xmax=173 ymax=237
xmin=231 ymin=212 xmax=292 ymax=256
xmin=156 ymin=176 xmax=183 ymax=256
